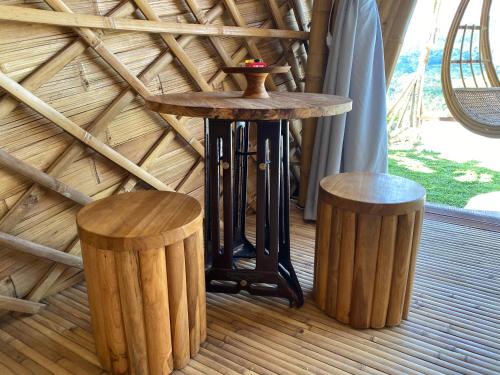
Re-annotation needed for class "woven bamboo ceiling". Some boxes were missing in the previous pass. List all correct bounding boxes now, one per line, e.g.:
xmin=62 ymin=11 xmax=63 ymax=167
xmin=0 ymin=0 xmax=309 ymax=315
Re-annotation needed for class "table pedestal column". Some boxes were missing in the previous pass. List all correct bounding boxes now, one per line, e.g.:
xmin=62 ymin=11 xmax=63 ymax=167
xmin=204 ymin=119 xmax=303 ymax=307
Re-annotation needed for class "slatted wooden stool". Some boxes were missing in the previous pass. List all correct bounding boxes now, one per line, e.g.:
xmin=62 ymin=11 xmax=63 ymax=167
xmin=314 ymin=172 xmax=426 ymax=329
xmin=76 ymin=191 xmax=206 ymax=374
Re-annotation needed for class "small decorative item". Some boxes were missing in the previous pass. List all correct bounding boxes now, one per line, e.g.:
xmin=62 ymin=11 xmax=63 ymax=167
xmin=223 ymin=64 xmax=290 ymax=99
xmin=244 ymin=58 xmax=268 ymax=67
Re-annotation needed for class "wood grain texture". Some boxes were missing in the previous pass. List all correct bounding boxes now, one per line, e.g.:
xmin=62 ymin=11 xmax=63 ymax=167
xmin=315 ymin=172 xmax=425 ymax=328
xmin=115 ymin=250 xmax=150 ymax=374
xmin=0 ymin=0 xmax=305 ymax=310
xmin=146 ymin=91 xmax=352 ymax=120
xmin=386 ymin=212 xmax=416 ymax=327
xmin=350 ymin=214 xmax=382 ymax=329
xmin=0 ymin=295 xmax=45 ymax=315
xmin=222 ymin=66 xmax=291 ymax=99
xmin=0 ymin=4 xmax=308 ymax=40
xmin=139 ymin=247 xmax=174 ymax=374
xmin=77 ymin=191 xmax=203 ymax=251
xmin=1 ymin=208 xmax=499 ymax=375
xmin=80 ymin=243 xmax=111 ymax=370
xmin=184 ymin=231 xmax=202 ymax=357
xmin=95 ymin=249 xmax=129 ymax=373
xmin=319 ymin=172 xmax=426 ymax=216
xmin=165 ymin=241 xmax=190 ymax=369
xmin=77 ymin=191 xmax=205 ymax=373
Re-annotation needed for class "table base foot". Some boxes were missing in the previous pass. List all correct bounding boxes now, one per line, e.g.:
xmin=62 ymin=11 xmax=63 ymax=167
xmin=206 ymin=266 xmax=303 ymax=307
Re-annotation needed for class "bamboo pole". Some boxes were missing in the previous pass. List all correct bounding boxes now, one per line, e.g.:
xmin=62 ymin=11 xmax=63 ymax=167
xmin=45 ymin=0 xmax=205 ymax=158
xmin=0 ymin=2 xmax=135 ymax=119
xmin=21 ymin=0 xmax=235 ymax=300
xmin=26 ymin=131 xmax=177 ymax=304
xmin=265 ymin=0 xmax=304 ymax=91
xmin=222 ymin=0 xmax=279 ymax=91
xmin=0 ymin=70 xmax=172 ymax=192
xmin=182 ymin=0 xmax=246 ymax=90
xmin=0 ymin=5 xmax=308 ymax=40
xmin=0 ymin=3 xmax=144 ymax=235
xmin=0 ymin=232 xmax=83 ymax=269
xmin=0 ymin=295 xmax=46 ymax=315
xmin=0 ymin=148 xmax=92 ymax=206
xmin=298 ymin=0 xmax=333 ymax=207
xmin=132 ymin=0 xmax=212 ymax=92
xmin=378 ymin=0 xmax=418 ymax=87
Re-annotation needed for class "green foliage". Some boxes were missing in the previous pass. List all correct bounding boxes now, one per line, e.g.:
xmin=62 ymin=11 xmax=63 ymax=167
xmin=388 ymin=149 xmax=500 ymax=207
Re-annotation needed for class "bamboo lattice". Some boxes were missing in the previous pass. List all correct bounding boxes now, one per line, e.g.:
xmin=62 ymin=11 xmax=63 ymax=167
xmin=0 ymin=0 xmax=309 ymax=315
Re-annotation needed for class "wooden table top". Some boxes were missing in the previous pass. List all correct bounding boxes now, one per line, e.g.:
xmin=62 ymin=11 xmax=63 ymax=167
xmin=145 ymin=91 xmax=352 ymax=120
xmin=320 ymin=172 xmax=426 ymax=216
xmin=76 ymin=191 xmax=203 ymax=251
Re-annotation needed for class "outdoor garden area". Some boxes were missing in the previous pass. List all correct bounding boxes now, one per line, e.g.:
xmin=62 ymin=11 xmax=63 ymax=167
xmin=387 ymin=0 xmax=500 ymax=214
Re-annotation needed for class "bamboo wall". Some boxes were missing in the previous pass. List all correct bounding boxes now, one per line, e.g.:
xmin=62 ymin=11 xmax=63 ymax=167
xmin=0 ymin=0 xmax=309 ymax=315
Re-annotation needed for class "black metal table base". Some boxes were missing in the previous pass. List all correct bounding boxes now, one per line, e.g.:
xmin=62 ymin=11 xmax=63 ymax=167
xmin=204 ymin=119 xmax=304 ymax=307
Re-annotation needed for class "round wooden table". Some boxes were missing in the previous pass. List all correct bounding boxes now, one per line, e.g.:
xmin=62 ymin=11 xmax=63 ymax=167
xmin=146 ymin=89 xmax=351 ymax=307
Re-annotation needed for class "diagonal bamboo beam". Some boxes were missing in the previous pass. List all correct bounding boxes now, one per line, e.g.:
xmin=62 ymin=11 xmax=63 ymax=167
xmin=0 ymin=295 xmax=45 ymax=314
xmin=175 ymin=157 xmax=204 ymax=193
xmin=132 ymin=0 xmax=212 ymax=92
xmin=0 ymin=70 xmax=173 ymax=191
xmin=0 ymin=148 xmax=92 ymax=206
xmin=45 ymin=0 xmax=205 ymax=156
xmin=0 ymin=232 xmax=83 ymax=269
xmin=26 ymin=129 xmax=186 ymax=303
xmin=0 ymin=1 xmax=228 ymax=237
xmin=183 ymin=0 xmax=246 ymax=90
xmin=0 ymin=1 xmax=135 ymax=119
xmin=265 ymin=0 xmax=304 ymax=91
xmin=2 ymin=0 xmax=308 ymax=306
xmin=221 ymin=0 xmax=279 ymax=90
xmin=117 ymin=131 xmax=177 ymax=193
xmin=0 ymin=5 xmax=308 ymax=40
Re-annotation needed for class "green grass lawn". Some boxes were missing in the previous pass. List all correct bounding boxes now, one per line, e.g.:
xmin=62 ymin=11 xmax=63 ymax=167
xmin=388 ymin=149 xmax=500 ymax=207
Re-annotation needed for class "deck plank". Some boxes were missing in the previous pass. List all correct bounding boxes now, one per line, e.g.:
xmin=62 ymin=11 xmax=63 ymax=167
xmin=0 ymin=207 xmax=499 ymax=374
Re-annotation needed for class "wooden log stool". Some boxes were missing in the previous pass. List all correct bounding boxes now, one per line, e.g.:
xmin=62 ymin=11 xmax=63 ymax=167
xmin=76 ymin=191 xmax=206 ymax=374
xmin=314 ymin=172 xmax=426 ymax=329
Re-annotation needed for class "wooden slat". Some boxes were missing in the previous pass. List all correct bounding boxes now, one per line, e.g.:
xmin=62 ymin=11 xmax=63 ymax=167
xmin=0 ymin=0 xmax=304 ymax=323
xmin=0 ymin=208 xmax=499 ymax=374
xmin=0 ymin=296 xmax=45 ymax=314
xmin=0 ymin=148 xmax=92 ymax=206
xmin=0 ymin=70 xmax=172 ymax=191
xmin=0 ymin=232 xmax=83 ymax=269
xmin=0 ymin=5 xmax=309 ymax=40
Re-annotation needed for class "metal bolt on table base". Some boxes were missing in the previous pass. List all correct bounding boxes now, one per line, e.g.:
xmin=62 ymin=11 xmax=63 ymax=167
xmin=204 ymin=118 xmax=304 ymax=307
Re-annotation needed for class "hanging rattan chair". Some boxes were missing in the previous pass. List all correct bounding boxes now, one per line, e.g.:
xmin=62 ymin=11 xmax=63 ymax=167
xmin=442 ymin=0 xmax=500 ymax=138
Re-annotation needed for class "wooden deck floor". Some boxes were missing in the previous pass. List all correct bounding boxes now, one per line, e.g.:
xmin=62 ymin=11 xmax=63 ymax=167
xmin=0 ymin=207 xmax=499 ymax=374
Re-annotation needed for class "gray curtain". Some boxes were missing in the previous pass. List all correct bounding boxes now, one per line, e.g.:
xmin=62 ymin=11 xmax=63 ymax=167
xmin=304 ymin=0 xmax=388 ymax=220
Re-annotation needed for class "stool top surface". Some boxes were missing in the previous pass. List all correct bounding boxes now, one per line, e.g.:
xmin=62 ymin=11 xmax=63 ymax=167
xmin=145 ymin=91 xmax=352 ymax=120
xmin=320 ymin=172 xmax=426 ymax=216
xmin=76 ymin=191 xmax=203 ymax=251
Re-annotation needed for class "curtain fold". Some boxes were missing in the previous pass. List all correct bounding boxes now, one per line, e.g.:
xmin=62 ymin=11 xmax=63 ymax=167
xmin=304 ymin=0 xmax=388 ymax=220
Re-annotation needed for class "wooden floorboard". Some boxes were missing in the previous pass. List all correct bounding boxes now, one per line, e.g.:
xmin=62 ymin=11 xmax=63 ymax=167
xmin=0 ymin=207 xmax=499 ymax=374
